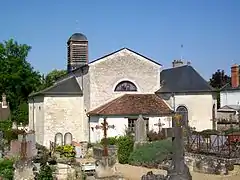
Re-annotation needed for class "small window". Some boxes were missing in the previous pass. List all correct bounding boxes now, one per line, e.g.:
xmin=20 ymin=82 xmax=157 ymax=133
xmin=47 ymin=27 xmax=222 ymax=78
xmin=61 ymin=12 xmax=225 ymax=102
xmin=55 ymin=133 xmax=63 ymax=146
xmin=114 ymin=81 xmax=137 ymax=92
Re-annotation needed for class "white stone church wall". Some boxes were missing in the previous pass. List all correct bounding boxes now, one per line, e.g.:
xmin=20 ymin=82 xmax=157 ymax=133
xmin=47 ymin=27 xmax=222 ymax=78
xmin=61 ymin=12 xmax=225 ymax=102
xmin=42 ymin=95 xmax=86 ymax=147
xmin=88 ymin=49 xmax=161 ymax=110
xmin=174 ymin=93 xmax=216 ymax=131
xmin=28 ymin=96 xmax=44 ymax=145
xmin=89 ymin=116 xmax=171 ymax=143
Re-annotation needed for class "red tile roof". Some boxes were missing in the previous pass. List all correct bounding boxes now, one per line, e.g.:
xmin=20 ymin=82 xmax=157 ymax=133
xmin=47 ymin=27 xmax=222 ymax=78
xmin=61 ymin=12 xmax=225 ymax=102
xmin=88 ymin=94 xmax=173 ymax=116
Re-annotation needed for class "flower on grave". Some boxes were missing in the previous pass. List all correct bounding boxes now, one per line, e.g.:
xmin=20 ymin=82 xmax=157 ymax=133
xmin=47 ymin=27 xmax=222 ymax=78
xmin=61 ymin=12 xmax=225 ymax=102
xmin=173 ymin=114 xmax=182 ymax=126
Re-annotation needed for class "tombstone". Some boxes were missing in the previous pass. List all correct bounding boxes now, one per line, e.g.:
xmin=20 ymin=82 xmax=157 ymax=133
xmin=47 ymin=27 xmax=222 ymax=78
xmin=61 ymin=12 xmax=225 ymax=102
xmin=55 ymin=133 xmax=63 ymax=146
xmin=64 ymin=132 xmax=72 ymax=145
xmin=135 ymin=115 xmax=147 ymax=143
xmin=75 ymin=145 xmax=82 ymax=158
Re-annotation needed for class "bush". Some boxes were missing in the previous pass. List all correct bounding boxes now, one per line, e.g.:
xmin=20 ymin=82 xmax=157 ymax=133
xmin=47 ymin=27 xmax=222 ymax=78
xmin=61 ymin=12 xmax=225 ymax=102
xmin=37 ymin=164 xmax=54 ymax=180
xmin=128 ymin=138 xmax=172 ymax=168
xmin=117 ymin=136 xmax=134 ymax=164
xmin=0 ymin=158 xmax=14 ymax=180
xmin=55 ymin=145 xmax=76 ymax=158
xmin=100 ymin=137 xmax=118 ymax=146
xmin=147 ymin=130 xmax=165 ymax=142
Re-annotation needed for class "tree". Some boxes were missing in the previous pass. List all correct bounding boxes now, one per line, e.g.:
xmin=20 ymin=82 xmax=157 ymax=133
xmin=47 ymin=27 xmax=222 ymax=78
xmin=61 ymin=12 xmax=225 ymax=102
xmin=209 ymin=69 xmax=230 ymax=89
xmin=41 ymin=69 xmax=67 ymax=89
xmin=209 ymin=69 xmax=231 ymax=108
xmin=0 ymin=39 xmax=42 ymax=124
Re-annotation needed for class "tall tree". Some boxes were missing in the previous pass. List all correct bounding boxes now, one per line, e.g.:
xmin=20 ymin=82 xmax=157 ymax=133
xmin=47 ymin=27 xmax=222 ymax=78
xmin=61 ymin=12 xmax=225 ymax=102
xmin=209 ymin=69 xmax=231 ymax=108
xmin=41 ymin=69 xmax=67 ymax=89
xmin=209 ymin=69 xmax=230 ymax=89
xmin=0 ymin=39 xmax=42 ymax=124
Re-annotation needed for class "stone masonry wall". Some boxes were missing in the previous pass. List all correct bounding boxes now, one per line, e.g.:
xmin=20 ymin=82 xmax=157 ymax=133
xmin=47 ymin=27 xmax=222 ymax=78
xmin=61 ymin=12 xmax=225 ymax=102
xmin=43 ymin=95 xmax=86 ymax=147
xmin=88 ymin=48 xmax=162 ymax=110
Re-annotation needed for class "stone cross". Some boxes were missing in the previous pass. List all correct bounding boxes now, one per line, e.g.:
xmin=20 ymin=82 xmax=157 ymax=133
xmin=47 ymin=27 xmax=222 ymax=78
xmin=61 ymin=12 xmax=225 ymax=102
xmin=167 ymin=113 xmax=192 ymax=180
xmin=95 ymin=118 xmax=115 ymax=157
xmin=154 ymin=118 xmax=165 ymax=134
xmin=135 ymin=115 xmax=147 ymax=142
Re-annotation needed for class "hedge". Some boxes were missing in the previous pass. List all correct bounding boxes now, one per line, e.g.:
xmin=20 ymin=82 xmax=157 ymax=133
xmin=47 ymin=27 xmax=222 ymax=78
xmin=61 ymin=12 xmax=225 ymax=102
xmin=128 ymin=138 xmax=172 ymax=168
xmin=117 ymin=136 xmax=134 ymax=164
xmin=0 ymin=159 xmax=14 ymax=180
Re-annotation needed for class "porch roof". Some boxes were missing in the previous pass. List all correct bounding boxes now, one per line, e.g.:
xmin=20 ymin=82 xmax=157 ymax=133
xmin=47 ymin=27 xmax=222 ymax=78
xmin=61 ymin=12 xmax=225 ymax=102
xmin=88 ymin=94 xmax=173 ymax=116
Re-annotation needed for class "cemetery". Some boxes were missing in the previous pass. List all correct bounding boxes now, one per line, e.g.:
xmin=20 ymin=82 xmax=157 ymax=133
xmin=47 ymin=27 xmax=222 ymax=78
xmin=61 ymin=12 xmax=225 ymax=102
xmin=0 ymin=114 xmax=240 ymax=180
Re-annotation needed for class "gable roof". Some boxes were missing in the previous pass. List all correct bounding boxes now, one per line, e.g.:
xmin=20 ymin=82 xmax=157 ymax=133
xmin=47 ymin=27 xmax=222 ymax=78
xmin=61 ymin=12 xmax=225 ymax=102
xmin=29 ymin=76 xmax=82 ymax=97
xmin=156 ymin=65 xmax=215 ymax=93
xmin=89 ymin=47 xmax=161 ymax=66
xmin=88 ymin=94 xmax=173 ymax=116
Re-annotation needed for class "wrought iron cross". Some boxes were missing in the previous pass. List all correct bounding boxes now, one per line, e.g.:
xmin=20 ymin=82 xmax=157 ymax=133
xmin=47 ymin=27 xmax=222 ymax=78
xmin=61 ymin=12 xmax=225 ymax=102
xmin=95 ymin=118 xmax=115 ymax=157
xmin=154 ymin=119 xmax=165 ymax=134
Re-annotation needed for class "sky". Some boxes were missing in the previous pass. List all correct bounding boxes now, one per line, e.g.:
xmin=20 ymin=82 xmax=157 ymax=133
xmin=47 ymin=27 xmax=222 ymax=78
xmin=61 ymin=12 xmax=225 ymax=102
xmin=0 ymin=0 xmax=239 ymax=80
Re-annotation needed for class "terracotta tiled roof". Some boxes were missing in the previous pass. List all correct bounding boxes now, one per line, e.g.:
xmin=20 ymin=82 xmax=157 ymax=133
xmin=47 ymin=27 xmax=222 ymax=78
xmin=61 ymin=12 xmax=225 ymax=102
xmin=88 ymin=94 xmax=173 ymax=116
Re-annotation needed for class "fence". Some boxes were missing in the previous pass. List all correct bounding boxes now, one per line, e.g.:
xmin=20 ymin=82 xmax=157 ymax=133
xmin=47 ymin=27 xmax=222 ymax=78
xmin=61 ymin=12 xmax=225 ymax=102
xmin=186 ymin=132 xmax=240 ymax=159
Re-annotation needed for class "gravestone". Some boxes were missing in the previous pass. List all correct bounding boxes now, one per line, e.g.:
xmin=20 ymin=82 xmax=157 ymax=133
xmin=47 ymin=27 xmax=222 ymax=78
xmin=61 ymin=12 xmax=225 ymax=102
xmin=55 ymin=133 xmax=63 ymax=146
xmin=75 ymin=145 xmax=82 ymax=158
xmin=135 ymin=115 xmax=147 ymax=143
xmin=64 ymin=133 xmax=72 ymax=145
xmin=18 ymin=133 xmax=37 ymax=158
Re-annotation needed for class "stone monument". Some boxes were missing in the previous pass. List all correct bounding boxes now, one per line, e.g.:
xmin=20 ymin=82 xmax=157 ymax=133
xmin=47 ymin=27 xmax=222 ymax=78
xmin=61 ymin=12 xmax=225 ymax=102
xmin=134 ymin=115 xmax=147 ymax=148
xmin=141 ymin=113 xmax=192 ymax=180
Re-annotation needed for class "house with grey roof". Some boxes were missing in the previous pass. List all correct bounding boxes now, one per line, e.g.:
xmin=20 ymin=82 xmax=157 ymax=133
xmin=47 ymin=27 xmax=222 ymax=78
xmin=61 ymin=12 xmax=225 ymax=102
xmin=220 ymin=64 xmax=240 ymax=107
xmin=156 ymin=60 xmax=217 ymax=131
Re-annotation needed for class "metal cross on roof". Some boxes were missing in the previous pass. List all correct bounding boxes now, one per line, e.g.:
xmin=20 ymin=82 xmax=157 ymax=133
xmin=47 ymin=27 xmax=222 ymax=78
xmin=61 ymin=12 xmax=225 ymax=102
xmin=95 ymin=118 xmax=115 ymax=157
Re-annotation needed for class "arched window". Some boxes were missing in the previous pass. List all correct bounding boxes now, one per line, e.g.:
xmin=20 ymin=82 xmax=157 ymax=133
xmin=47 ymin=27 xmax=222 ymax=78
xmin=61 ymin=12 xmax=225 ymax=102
xmin=176 ymin=106 xmax=188 ymax=127
xmin=64 ymin=132 xmax=73 ymax=145
xmin=55 ymin=133 xmax=63 ymax=146
xmin=114 ymin=81 xmax=137 ymax=92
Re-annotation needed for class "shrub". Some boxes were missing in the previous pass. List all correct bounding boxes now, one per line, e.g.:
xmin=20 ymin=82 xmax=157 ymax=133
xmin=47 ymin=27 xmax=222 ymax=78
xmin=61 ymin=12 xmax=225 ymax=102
xmin=0 ymin=158 xmax=14 ymax=180
xmin=37 ymin=164 xmax=54 ymax=180
xmin=128 ymin=138 xmax=172 ymax=168
xmin=100 ymin=137 xmax=118 ymax=146
xmin=117 ymin=136 xmax=134 ymax=164
xmin=147 ymin=130 xmax=165 ymax=142
xmin=55 ymin=145 xmax=76 ymax=158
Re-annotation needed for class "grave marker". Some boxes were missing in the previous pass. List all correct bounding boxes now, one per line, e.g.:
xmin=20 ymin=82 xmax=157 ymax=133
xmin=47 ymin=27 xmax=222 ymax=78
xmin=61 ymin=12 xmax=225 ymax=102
xmin=135 ymin=115 xmax=147 ymax=143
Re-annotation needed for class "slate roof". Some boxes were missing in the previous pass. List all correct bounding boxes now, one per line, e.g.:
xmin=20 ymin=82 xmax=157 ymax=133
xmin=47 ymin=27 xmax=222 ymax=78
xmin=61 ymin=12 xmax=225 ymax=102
xmin=88 ymin=94 xmax=173 ymax=116
xmin=218 ymin=105 xmax=240 ymax=112
xmin=156 ymin=65 xmax=215 ymax=93
xmin=220 ymin=83 xmax=240 ymax=91
xmin=29 ymin=76 xmax=82 ymax=97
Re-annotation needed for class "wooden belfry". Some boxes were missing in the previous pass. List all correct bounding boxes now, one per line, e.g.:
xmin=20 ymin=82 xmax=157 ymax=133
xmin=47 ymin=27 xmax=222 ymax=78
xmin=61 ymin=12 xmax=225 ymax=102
xmin=95 ymin=118 xmax=115 ymax=157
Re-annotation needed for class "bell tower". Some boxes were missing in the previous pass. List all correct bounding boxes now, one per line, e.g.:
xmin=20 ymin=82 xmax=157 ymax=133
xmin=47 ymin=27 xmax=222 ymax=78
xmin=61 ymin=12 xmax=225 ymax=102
xmin=67 ymin=33 xmax=88 ymax=72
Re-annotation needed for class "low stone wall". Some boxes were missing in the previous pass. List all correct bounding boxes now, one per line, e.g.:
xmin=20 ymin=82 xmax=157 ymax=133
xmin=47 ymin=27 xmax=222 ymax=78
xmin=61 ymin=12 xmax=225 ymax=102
xmin=93 ymin=146 xmax=118 ymax=167
xmin=185 ymin=152 xmax=240 ymax=175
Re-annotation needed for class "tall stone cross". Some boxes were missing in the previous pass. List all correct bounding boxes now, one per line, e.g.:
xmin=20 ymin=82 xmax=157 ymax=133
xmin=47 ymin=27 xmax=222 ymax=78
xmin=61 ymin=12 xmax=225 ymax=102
xmin=154 ymin=118 xmax=165 ymax=134
xmin=95 ymin=118 xmax=115 ymax=157
xmin=167 ymin=113 xmax=192 ymax=180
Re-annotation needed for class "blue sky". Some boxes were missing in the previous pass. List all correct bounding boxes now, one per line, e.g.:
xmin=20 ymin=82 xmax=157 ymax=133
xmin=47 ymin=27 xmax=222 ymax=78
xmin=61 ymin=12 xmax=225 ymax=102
xmin=0 ymin=0 xmax=239 ymax=79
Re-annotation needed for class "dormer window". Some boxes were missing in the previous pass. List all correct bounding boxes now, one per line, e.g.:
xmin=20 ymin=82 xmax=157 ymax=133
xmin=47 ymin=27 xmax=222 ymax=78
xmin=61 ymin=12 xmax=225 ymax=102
xmin=114 ymin=81 xmax=137 ymax=92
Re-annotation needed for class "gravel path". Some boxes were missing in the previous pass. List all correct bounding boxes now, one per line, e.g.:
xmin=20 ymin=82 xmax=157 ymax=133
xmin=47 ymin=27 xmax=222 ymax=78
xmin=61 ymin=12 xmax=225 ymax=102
xmin=115 ymin=164 xmax=240 ymax=180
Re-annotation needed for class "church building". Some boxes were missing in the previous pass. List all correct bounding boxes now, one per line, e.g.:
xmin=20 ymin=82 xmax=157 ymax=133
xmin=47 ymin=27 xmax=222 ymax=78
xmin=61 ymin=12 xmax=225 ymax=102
xmin=28 ymin=33 xmax=217 ymax=147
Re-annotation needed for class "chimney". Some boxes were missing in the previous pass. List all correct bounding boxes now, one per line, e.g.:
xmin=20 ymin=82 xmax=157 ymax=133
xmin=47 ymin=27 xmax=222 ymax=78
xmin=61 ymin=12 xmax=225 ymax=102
xmin=231 ymin=64 xmax=239 ymax=88
xmin=1 ymin=93 xmax=7 ymax=107
xmin=172 ymin=60 xmax=184 ymax=68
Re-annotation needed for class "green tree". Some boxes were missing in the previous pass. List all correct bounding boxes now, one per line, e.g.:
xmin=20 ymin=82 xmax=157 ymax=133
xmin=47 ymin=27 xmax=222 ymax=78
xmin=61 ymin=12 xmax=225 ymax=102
xmin=0 ymin=39 xmax=42 ymax=124
xmin=209 ymin=69 xmax=231 ymax=108
xmin=41 ymin=69 xmax=67 ymax=89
